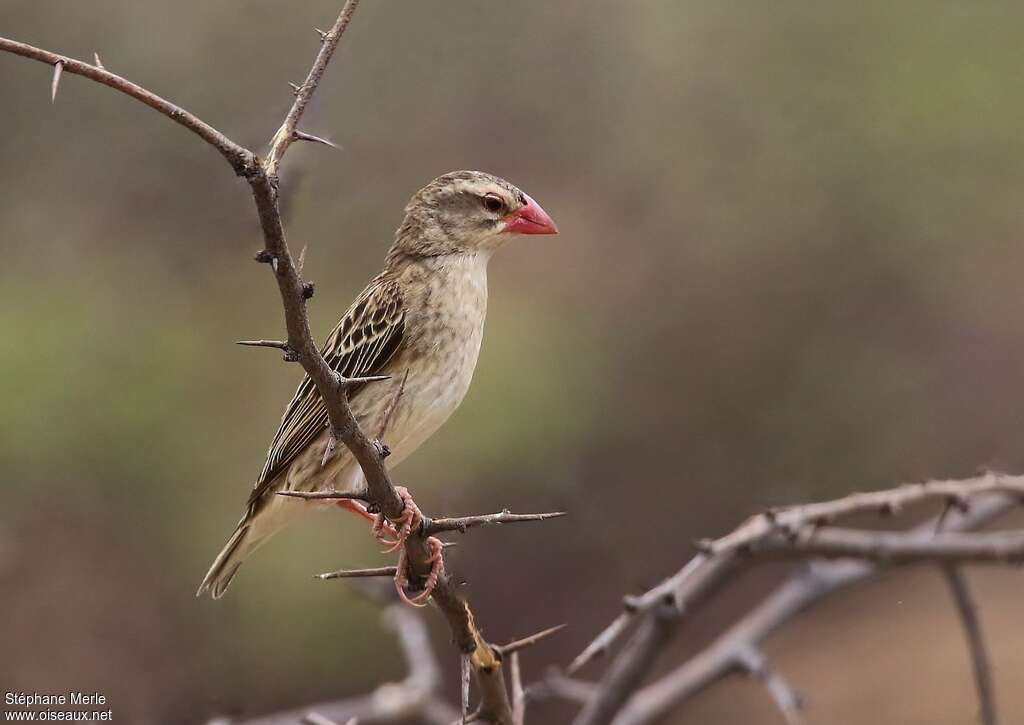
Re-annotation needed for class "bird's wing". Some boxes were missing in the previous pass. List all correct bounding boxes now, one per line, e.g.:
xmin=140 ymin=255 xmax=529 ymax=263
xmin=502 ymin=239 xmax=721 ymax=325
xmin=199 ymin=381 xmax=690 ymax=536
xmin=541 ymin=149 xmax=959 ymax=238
xmin=247 ymin=276 xmax=405 ymax=508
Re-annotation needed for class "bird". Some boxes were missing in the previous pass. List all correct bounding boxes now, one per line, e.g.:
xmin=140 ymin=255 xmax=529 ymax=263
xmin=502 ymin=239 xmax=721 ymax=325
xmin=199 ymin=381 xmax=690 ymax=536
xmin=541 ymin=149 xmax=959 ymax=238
xmin=198 ymin=170 xmax=558 ymax=600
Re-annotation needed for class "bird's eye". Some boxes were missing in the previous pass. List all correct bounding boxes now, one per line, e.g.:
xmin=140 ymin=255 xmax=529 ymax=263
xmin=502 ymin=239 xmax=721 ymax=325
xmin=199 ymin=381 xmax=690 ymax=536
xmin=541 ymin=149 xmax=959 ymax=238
xmin=482 ymin=194 xmax=505 ymax=214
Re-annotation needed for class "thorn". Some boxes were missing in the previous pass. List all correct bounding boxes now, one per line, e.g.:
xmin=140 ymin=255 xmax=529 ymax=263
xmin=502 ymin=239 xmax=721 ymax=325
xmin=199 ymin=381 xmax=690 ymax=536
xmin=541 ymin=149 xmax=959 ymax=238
xmin=288 ymin=82 xmax=301 ymax=96
xmin=317 ymin=566 xmax=397 ymax=580
xmin=236 ymin=339 xmax=289 ymax=350
xmin=693 ymin=538 xmax=716 ymax=555
xmin=292 ymin=130 xmax=341 ymax=151
xmin=271 ymin=256 xmax=279 ymax=274
xmin=336 ymin=373 xmax=392 ymax=389
xmin=51 ymin=60 xmax=64 ymax=103
xmin=302 ymin=281 xmax=315 ymax=300
xmin=314 ymin=27 xmax=328 ymax=41
xmin=321 ymin=434 xmax=337 ymax=468
xmin=93 ymin=52 xmax=105 ymax=70
xmin=947 ymin=494 xmax=971 ymax=513
xmin=495 ymin=624 xmax=568 ymax=656
xmin=297 ymin=245 xmax=308 ymax=275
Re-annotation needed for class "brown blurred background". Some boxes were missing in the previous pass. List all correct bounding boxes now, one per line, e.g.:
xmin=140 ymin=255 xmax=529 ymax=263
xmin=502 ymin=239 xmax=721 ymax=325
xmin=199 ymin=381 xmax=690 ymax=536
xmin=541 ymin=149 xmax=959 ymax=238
xmin=3 ymin=1 xmax=1024 ymax=723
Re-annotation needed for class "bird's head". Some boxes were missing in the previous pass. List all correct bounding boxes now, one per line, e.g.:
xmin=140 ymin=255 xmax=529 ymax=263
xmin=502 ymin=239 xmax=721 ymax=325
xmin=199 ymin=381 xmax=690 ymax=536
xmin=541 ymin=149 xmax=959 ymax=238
xmin=391 ymin=170 xmax=558 ymax=259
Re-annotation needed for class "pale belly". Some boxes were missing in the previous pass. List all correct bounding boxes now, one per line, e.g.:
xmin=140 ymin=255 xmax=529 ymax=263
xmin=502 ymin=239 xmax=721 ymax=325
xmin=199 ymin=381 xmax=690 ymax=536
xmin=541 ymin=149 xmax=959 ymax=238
xmin=279 ymin=253 xmax=489 ymax=497
xmin=281 ymin=324 xmax=483 ymax=496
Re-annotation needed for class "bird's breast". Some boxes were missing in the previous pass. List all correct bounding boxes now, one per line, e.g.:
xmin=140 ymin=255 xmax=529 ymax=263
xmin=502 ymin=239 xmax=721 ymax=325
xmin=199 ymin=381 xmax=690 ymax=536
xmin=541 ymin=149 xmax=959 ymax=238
xmin=365 ymin=254 xmax=490 ymax=465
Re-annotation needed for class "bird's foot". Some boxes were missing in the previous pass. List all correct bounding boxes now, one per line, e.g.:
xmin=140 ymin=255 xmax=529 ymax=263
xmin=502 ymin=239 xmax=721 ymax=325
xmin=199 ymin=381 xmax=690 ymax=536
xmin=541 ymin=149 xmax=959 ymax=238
xmin=373 ymin=486 xmax=423 ymax=553
xmin=394 ymin=535 xmax=445 ymax=607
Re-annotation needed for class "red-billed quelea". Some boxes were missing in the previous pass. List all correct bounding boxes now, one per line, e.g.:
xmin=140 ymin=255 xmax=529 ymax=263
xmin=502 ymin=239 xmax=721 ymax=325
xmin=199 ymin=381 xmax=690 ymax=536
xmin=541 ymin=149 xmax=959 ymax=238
xmin=198 ymin=170 xmax=558 ymax=601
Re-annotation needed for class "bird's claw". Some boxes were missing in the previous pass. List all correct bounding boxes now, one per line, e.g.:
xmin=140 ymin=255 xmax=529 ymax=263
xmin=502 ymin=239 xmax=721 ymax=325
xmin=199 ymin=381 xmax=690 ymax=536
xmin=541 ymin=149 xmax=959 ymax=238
xmin=373 ymin=486 xmax=423 ymax=553
xmin=394 ymin=535 xmax=444 ymax=607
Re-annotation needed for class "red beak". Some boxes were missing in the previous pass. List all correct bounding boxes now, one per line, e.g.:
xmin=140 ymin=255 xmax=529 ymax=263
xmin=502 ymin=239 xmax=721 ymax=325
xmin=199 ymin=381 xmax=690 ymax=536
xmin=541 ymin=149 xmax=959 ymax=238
xmin=503 ymin=194 xmax=559 ymax=235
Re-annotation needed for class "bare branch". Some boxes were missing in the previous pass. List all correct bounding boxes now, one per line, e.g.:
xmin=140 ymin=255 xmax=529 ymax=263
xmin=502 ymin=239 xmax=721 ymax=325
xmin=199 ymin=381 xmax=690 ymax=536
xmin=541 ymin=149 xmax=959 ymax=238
xmin=569 ymin=473 xmax=1021 ymax=676
xmin=608 ymin=491 xmax=1016 ymax=725
xmin=0 ymin=38 xmax=254 ymax=174
xmin=427 ymin=511 xmax=568 ymax=535
xmin=265 ymin=0 xmax=361 ymax=175
xmin=941 ymin=565 xmax=998 ymax=725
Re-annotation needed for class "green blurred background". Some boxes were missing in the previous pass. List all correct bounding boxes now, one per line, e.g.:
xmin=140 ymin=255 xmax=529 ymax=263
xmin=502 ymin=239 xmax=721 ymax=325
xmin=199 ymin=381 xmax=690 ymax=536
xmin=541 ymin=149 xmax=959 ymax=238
xmin=3 ymin=1 xmax=1024 ymax=723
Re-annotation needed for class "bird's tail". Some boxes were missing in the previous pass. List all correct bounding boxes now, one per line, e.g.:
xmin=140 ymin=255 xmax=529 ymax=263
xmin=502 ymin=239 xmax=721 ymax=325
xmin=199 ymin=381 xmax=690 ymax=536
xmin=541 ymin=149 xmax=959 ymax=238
xmin=197 ymin=496 xmax=304 ymax=599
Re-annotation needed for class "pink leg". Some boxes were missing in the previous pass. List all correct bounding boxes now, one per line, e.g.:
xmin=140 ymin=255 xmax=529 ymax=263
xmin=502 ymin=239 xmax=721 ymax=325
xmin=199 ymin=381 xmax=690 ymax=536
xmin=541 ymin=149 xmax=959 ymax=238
xmin=335 ymin=498 xmax=378 ymax=525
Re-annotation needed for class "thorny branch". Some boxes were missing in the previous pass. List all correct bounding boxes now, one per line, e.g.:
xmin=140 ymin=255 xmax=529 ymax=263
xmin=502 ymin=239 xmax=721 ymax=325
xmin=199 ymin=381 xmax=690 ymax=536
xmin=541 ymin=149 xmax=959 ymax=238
xmin=0 ymin=6 xmax=563 ymax=723
xmin=561 ymin=475 xmax=1022 ymax=725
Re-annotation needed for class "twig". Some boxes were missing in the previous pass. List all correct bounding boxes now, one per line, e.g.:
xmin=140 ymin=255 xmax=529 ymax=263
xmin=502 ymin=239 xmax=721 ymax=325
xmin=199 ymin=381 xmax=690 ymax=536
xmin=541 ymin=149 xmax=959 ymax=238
xmin=759 ymin=526 xmax=1024 ymax=564
xmin=941 ymin=565 xmax=998 ymax=725
xmin=0 ymin=38 xmax=254 ymax=175
xmin=427 ymin=511 xmax=567 ymax=535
